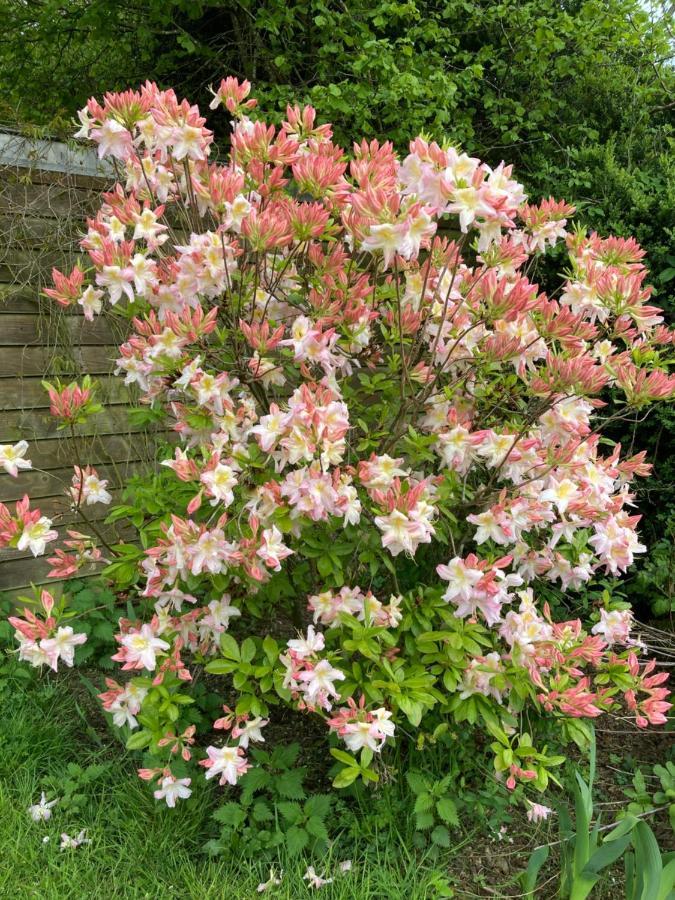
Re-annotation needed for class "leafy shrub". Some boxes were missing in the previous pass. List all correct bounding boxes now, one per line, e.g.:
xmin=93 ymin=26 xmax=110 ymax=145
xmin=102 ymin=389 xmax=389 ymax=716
xmin=1 ymin=80 xmax=673 ymax=823
xmin=207 ymin=742 xmax=332 ymax=858
xmin=621 ymin=761 xmax=675 ymax=833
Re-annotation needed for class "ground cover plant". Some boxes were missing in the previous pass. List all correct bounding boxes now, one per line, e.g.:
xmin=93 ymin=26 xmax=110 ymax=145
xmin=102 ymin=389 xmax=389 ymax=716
xmin=0 ymin=78 xmax=674 ymax=894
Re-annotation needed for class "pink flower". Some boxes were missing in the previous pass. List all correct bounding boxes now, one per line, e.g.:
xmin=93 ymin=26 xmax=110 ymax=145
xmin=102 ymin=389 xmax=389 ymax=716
xmin=200 ymin=745 xmax=250 ymax=785
xmin=527 ymin=802 xmax=554 ymax=823
xmin=591 ymin=608 xmax=633 ymax=645
xmin=115 ymin=624 xmax=170 ymax=670
xmin=303 ymin=866 xmax=333 ymax=889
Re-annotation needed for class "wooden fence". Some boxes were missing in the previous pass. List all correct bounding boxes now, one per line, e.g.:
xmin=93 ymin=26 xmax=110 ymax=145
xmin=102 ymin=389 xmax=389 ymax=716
xmin=0 ymin=131 xmax=165 ymax=593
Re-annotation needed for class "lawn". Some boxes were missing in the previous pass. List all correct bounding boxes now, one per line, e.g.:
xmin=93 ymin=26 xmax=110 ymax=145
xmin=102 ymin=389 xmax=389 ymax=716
xmin=0 ymin=671 xmax=478 ymax=900
xmin=3 ymin=663 xmax=671 ymax=899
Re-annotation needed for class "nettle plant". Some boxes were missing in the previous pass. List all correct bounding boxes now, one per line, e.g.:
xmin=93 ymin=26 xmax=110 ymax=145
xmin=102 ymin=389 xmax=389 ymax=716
xmin=1 ymin=78 xmax=674 ymax=814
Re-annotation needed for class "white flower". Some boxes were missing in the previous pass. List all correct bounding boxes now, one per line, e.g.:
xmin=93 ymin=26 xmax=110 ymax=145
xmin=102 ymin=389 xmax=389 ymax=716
xmin=93 ymin=118 xmax=131 ymax=159
xmin=28 ymin=792 xmax=57 ymax=823
xmin=201 ymin=463 xmax=237 ymax=506
xmin=82 ymin=472 xmax=112 ymax=505
xmin=0 ymin=441 xmax=32 ymax=476
xmin=257 ymin=868 xmax=283 ymax=892
xmin=120 ymin=624 xmax=170 ymax=670
xmin=303 ymin=866 xmax=333 ymax=889
xmin=540 ymin=478 xmax=579 ymax=515
xmin=60 ymin=829 xmax=90 ymax=850
xmin=17 ymin=517 xmax=58 ymax=556
xmin=527 ymin=802 xmax=554 ymax=823
xmin=298 ymin=659 xmax=346 ymax=707
xmin=153 ymin=775 xmax=192 ymax=808
xmin=79 ymin=286 xmax=103 ymax=320
xmin=39 ymin=626 xmax=88 ymax=671
xmin=287 ymin=625 xmax=325 ymax=659
xmin=591 ymin=608 xmax=633 ymax=645
xmin=202 ymin=745 xmax=249 ymax=785
xmin=233 ymin=716 xmax=268 ymax=750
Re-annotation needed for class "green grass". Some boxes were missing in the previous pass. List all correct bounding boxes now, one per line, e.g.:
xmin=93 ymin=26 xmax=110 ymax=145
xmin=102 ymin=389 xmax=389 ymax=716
xmin=1 ymin=666 xmax=660 ymax=899
xmin=0 ymin=673 xmax=467 ymax=900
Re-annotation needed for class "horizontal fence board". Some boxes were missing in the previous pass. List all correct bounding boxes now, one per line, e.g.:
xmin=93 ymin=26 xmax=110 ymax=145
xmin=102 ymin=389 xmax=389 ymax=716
xmin=0 ymin=286 xmax=89 ymax=314
xmin=0 ymin=344 xmax=120 ymax=376
xmin=0 ymin=374 xmax=133 ymax=411
xmin=0 ymin=285 xmax=41 ymax=312
xmin=1 ymin=519 xmax=137 ymax=567
xmin=2 ymin=489 xmax=124 ymax=522
xmin=0 ymin=406 xmax=173 ymax=442
xmin=0 ymin=527 xmax=138 ymax=592
xmin=0 ymin=214 xmax=81 ymax=250
xmin=0 ymin=163 xmax=111 ymax=191
xmin=1 ymin=555 xmax=84 ymax=592
xmin=0 ymin=459 xmax=149 ymax=502
xmin=0 ymin=431 xmax=175 ymax=471
xmin=0 ymin=312 xmax=121 ymax=345
xmin=0 ymin=251 xmax=81 ymax=284
xmin=0 ymin=181 xmax=100 ymax=218
xmin=1 ymin=517 xmax=120 ymax=562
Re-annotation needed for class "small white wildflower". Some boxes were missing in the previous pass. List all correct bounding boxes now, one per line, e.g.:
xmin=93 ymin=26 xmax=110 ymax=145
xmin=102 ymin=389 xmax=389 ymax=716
xmin=303 ymin=866 xmax=333 ymax=889
xmin=59 ymin=829 xmax=90 ymax=850
xmin=257 ymin=867 xmax=283 ymax=892
xmin=28 ymin=792 xmax=58 ymax=823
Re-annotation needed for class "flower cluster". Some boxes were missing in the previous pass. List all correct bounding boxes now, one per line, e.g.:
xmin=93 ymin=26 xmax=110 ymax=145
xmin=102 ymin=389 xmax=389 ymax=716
xmin=9 ymin=590 xmax=87 ymax=671
xmin=327 ymin=696 xmax=396 ymax=752
xmin=280 ymin=627 xmax=346 ymax=712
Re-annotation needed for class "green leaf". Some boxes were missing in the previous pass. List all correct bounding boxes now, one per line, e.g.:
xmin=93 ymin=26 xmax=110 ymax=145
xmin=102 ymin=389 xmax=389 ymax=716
xmin=658 ymin=856 xmax=675 ymax=900
xmin=521 ymin=846 xmax=549 ymax=897
xmin=582 ymin=832 xmax=632 ymax=876
xmin=276 ymin=770 xmax=306 ymax=800
xmin=240 ymin=638 xmax=256 ymax=663
xmin=414 ymin=792 xmax=434 ymax=814
xmin=125 ymin=730 xmax=151 ymax=751
xmin=603 ymin=816 xmax=638 ymax=843
xmin=431 ymin=825 xmax=451 ymax=847
xmin=306 ymin=816 xmax=329 ymax=843
xmin=252 ymin=801 xmax=273 ymax=823
xmin=285 ymin=825 xmax=309 ymax=856
xmin=304 ymin=794 xmax=331 ymax=819
xmin=330 ymin=748 xmax=358 ymax=767
xmin=415 ymin=811 xmax=435 ymax=831
xmin=333 ymin=767 xmax=360 ymax=789
xmin=262 ymin=635 xmax=279 ymax=662
xmin=436 ymin=797 xmax=459 ymax=826
xmin=213 ymin=802 xmax=246 ymax=828
xmin=405 ymin=772 xmax=429 ymax=794
xmin=632 ymin=821 xmax=662 ymax=900
xmin=398 ymin=697 xmax=423 ymax=727
xmin=220 ymin=633 xmax=240 ymax=660
xmin=277 ymin=801 xmax=302 ymax=823
xmin=204 ymin=659 xmax=237 ymax=675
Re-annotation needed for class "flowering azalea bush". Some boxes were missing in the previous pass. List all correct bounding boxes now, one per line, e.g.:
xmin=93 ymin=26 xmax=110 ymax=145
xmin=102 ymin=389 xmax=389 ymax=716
xmin=1 ymin=78 xmax=673 ymax=813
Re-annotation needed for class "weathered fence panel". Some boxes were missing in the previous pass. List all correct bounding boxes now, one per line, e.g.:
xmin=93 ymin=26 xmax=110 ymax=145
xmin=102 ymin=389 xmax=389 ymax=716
xmin=0 ymin=132 xmax=165 ymax=593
